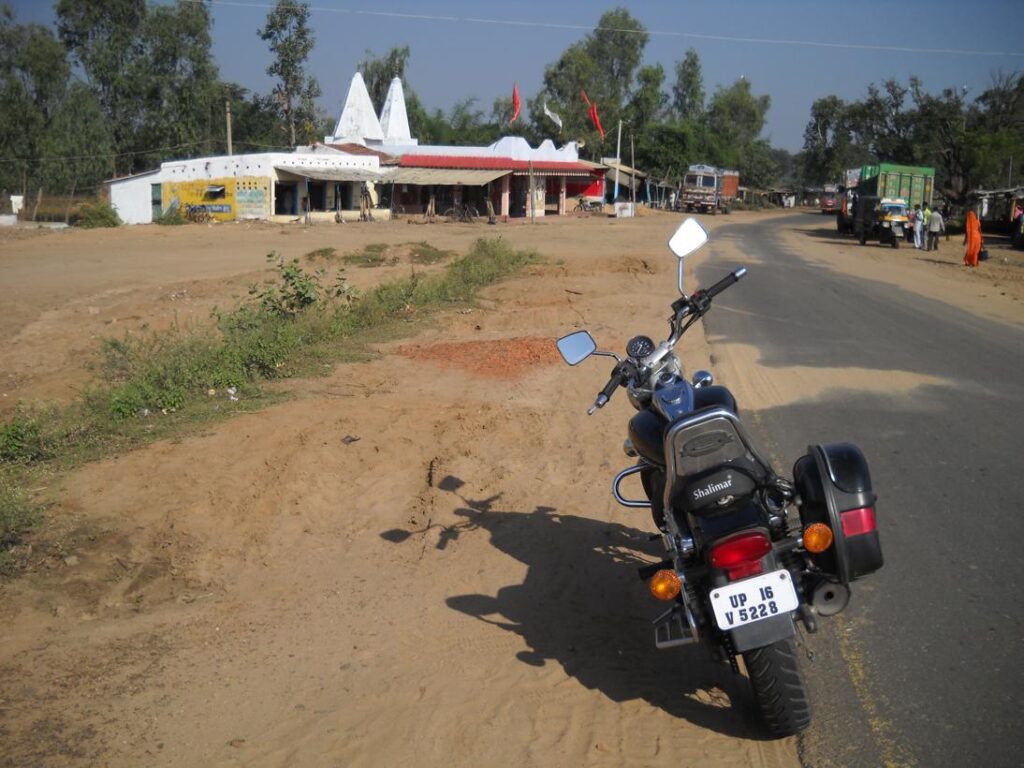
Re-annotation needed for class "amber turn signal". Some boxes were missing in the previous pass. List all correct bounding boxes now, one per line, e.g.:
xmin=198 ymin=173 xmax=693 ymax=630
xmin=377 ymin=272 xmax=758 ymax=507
xmin=649 ymin=569 xmax=682 ymax=601
xmin=803 ymin=523 xmax=834 ymax=554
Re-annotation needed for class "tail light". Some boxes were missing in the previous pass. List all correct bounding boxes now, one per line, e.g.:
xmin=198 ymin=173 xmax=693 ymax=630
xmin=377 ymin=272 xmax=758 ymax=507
xmin=841 ymin=506 xmax=877 ymax=537
xmin=708 ymin=529 xmax=771 ymax=581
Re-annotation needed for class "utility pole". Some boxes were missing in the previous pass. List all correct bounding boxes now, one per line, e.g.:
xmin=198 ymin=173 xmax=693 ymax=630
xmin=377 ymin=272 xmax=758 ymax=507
xmin=613 ymin=120 xmax=622 ymax=201
xmin=529 ymin=160 xmax=535 ymax=224
xmin=630 ymin=132 xmax=635 ymax=204
xmin=225 ymin=98 xmax=233 ymax=156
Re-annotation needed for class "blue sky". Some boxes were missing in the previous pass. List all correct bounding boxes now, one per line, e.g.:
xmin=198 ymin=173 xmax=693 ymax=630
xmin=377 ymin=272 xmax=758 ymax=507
xmin=9 ymin=0 xmax=1024 ymax=152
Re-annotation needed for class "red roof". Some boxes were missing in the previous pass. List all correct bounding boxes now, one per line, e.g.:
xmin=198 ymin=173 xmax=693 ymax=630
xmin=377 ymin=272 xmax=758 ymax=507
xmin=398 ymin=154 xmax=600 ymax=174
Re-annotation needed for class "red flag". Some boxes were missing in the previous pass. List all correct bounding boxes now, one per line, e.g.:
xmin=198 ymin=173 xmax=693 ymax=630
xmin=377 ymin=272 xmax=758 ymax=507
xmin=588 ymin=101 xmax=605 ymax=140
xmin=580 ymin=89 xmax=591 ymax=107
xmin=511 ymin=83 xmax=521 ymax=123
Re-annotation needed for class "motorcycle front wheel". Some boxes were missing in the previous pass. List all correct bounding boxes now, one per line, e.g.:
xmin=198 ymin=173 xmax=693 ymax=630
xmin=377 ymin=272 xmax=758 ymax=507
xmin=743 ymin=637 xmax=811 ymax=737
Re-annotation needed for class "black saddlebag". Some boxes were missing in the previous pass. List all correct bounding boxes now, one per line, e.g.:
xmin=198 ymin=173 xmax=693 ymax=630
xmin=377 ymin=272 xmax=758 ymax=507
xmin=794 ymin=443 xmax=883 ymax=585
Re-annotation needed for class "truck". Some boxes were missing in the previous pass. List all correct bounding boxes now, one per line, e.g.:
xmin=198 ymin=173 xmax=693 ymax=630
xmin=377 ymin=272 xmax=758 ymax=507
xmin=679 ymin=164 xmax=739 ymax=214
xmin=837 ymin=163 xmax=934 ymax=237
xmin=820 ymin=183 xmax=840 ymax=214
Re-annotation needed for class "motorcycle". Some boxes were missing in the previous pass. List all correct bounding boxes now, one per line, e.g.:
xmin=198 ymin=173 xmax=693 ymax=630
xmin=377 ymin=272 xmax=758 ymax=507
xmin=556 ymin=218 xmax=884 ymax=737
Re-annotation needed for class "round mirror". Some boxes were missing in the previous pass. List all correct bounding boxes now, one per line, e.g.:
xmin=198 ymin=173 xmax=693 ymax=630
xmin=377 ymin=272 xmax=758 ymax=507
xmin=556 ymin=330 xmax=597 ymax=366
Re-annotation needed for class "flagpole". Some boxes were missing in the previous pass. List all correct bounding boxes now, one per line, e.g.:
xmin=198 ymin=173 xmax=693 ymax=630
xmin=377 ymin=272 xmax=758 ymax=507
xmin=613 ymin=120 xmax=622 ymax=201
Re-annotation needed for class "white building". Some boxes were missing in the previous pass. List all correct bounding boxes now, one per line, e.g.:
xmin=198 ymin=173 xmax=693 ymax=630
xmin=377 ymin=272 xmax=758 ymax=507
xmin=105 ymin=73 xmax=602 ymax=224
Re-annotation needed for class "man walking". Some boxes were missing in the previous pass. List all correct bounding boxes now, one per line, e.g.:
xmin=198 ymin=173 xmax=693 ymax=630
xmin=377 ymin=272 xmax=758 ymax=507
xmin=927 ymin=205 xmax=945 ymax=251
xmin=912 ymin=204 xmax=925 ymax=249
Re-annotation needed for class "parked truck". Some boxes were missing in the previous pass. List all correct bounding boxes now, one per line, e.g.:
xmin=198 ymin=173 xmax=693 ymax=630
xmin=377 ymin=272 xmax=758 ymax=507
xmin=821 ymin=183 xmax=840 ymax=214
xmin=679 ymin=164 xmax=739 ymax=214
xmin=837 ymin=163 xmax=934 ymax=237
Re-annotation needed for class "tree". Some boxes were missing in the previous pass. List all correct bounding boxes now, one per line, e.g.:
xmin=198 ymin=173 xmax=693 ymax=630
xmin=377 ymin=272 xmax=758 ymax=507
xmin=707 ymin=78 xmax=771 ymax=149
xmin=737 ymin=139 xmax=779 ymax=189
xmin=259 ymin=0 xmax=321 ymax=147
xmin=528 ymin=8 xmax=648 ymax=156
xmin=359 ymin=45 xmax=411 ymax=114
xmin=673 ymin=48 xmax=704 ymax=120
xmin=626 ymin=63 xmax=667 ymax=135
xmin=132 ymin=0 xmax=219 ymax=168
xmin=800 ymin=95 xmax=872 ymax=185
xmin=55 ymin=0 xmax=145 ymax=173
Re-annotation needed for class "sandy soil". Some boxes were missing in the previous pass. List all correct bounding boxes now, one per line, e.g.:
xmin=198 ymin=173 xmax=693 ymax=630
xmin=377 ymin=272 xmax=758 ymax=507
xmin=0 ymin=210 xmax=1021 ymax=768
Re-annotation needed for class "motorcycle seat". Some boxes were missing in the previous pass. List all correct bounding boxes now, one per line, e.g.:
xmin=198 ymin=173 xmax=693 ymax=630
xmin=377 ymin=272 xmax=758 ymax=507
xmin=628 ymin=386 xmax=738 ymax=466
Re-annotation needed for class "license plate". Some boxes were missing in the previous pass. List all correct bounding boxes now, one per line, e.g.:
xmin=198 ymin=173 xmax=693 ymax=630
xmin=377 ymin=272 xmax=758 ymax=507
xmin=709 ymin=570 xmax=799 ymax=630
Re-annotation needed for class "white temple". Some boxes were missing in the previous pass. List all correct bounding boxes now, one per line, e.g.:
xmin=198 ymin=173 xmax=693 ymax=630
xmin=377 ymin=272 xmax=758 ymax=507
xmin=327 ymin=73 xmax=417 ymax=147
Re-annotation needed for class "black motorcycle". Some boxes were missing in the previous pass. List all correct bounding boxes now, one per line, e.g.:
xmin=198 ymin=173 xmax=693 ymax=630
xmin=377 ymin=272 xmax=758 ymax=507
xmin=556 ymin=218 xmax=884 ymax=737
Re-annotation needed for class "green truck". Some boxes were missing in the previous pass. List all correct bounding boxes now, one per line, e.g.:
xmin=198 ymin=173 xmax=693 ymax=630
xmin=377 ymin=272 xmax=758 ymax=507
xmin=858 ymin=163 xmax=935 ymax=206
xmin=838 ymin=163 xmax=935 ymax=239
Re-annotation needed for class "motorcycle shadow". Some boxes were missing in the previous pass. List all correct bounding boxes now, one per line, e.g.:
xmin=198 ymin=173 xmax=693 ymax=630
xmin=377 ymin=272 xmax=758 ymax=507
xmin=381 ymin=475 xmax=769 ymax=740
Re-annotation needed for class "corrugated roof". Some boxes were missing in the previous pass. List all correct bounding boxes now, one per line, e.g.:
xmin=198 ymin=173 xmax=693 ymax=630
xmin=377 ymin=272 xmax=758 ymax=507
xmin=274 ymin=165 xmax=381 ymax=182
xmin=398 ymin=154 xmax=600 ymax=175
xmin=383 ymin=167 xmax=509 ymax=185
xmin=326 ymin=143 xmax=399 ymax=164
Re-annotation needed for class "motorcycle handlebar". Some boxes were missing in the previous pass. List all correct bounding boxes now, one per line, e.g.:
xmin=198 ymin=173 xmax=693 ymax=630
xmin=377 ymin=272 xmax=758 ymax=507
xmin=588 ymin=366 xmax=628 ymax=415
xmin=703 ymin=267 xmax=747 ymax=300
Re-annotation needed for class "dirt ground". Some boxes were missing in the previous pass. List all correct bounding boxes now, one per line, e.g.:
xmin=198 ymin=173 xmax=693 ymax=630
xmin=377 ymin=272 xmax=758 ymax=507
xmin=0 ymin=210 xmax=1021 ymax=768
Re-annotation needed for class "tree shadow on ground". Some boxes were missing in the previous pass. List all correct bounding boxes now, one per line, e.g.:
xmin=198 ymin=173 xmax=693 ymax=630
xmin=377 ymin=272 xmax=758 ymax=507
xmin=381 ymin=475 xmax=771 ymax=740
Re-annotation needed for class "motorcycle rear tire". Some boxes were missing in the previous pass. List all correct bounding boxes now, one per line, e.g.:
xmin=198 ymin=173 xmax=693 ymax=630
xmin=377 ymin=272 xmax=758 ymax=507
xmin=743 ymin=637 xmax=811 ymax=737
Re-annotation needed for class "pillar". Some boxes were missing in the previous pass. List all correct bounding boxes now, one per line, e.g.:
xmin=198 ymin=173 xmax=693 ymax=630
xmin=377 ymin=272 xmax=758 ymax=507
xmin=558 ymin=176 xmax=566 ymax=216
xmin=501 ymin=175 xmax=510 ymax=220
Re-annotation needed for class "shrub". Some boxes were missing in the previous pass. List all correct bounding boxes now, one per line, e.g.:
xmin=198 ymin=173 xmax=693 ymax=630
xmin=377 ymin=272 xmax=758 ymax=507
xmin=76 ymin=201 xmax=121 ymax=228
xmin=0 ymin=479 xmax=36 ymax=551
xmin=0 ymin=412 xmax=45 ymax=463
xmin=154 ymin=206 xmax=187 ymax=225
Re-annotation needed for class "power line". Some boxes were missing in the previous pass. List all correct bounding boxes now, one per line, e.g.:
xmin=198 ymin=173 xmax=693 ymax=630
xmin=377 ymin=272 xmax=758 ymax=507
xmin=0 ymin=140 xmax=211 ymax=163
xmin=0 ymin=139 xmax=305 ymax=164
xmin=186 ymin=0 xmax=1024 ymax=59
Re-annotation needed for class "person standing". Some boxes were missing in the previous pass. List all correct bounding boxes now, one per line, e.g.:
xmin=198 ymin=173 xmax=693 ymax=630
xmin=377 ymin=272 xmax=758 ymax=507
xmin=926 ymin=206 xmax=945 ymax=251
xmin=963 ymin=210 xmax=983 ymax=267
xmin=913 ymin=203 xmax=925 ymax=249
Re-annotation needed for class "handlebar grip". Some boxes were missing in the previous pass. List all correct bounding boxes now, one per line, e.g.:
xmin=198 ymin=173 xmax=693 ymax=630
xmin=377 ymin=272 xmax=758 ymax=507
xmin=598 ymin=368 xmax=625 ymax=402
xmin=704 ymin=267 xmax=747 ymax=300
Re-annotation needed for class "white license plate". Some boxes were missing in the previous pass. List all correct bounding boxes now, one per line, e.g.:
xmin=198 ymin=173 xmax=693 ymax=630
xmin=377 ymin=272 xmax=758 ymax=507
xmin=709 ymin=570 xmax=799 ymax=630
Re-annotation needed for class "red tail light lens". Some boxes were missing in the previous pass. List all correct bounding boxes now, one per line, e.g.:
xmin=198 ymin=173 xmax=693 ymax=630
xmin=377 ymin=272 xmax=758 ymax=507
xmin=841 ymin=506 xmax=877 ymax=537
xmin=709 ymin=530 xmax=772 ymax=581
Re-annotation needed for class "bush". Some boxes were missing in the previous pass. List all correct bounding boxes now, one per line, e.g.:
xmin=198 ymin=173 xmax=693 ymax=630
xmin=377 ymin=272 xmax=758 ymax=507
xmin=76 ymin=201 xmax=121 ymax=228
xmin=0 ymin=412 xmax=45 ymax=463
xmin=154 ymin=206 xmax=187 ymax=225
xmin=0 ymin=479 xmax=36 ymax=551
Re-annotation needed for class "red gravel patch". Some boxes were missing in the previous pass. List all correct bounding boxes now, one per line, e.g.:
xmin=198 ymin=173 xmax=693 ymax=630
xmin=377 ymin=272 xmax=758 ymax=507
xmin=399 ymin=336 xmax=560 ymax=379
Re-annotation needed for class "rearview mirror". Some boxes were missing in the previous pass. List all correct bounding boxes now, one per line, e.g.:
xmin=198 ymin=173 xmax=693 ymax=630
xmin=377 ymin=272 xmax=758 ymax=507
xmin=668 ymin=217 xmax=709 ymax=260
xmin=556 ymin=330 xmax=597 ymax=366
xmin=668 ymin=218 xmax=709 ymax=294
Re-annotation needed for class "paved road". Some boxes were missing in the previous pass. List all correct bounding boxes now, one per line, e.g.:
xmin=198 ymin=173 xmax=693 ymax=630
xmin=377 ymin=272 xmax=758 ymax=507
xmin=698 ymin=214 xmax=1024 ymax=768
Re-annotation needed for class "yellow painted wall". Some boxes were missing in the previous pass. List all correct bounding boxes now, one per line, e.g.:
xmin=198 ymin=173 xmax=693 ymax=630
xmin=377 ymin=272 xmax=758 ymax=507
xmin=162 ymin=176 xmax=271 ymax=221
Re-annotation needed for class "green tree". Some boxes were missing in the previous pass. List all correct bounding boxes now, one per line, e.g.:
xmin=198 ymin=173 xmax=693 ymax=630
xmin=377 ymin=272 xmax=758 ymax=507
xmin=800 ymin=95 xmax=873 ymax=185
xmin=132 ymin=0 xmax=219 ymax=168
xmin=527 ymin=8 xmax=648 ymax=156
xmin=626 ymin=63 xmax=667 ymax=135
xmin=259 ymin=0 xmax=321 ymax=147
xmin=0 ymin=7 xmax=113 ymax=198
xmin=672 ymin=48 xmax=704 ymax=120
xmin=707 ymin=78 xmax=771 ymax=150
xmin=358 ymin=45 xmax=411 ymax=114
xmin=55 ymin=0 xmax=146 ymax=174
xmin=737 ymin=139 xmax=779 ymax=189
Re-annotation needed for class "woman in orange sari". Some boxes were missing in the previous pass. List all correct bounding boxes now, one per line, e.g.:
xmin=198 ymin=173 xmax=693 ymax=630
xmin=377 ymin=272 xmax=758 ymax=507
xmin=963 ymin=210 xmax=983 ymax=267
